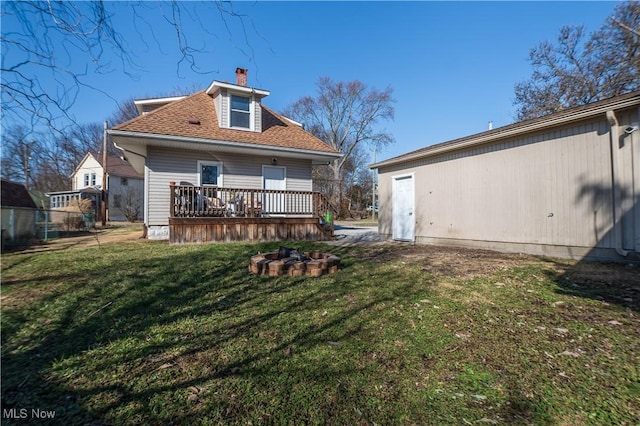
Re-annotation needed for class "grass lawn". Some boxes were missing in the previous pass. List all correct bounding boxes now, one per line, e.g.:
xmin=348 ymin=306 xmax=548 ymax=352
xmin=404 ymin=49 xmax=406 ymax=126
xmin=1 ymin=238 xmax=638 ymax=425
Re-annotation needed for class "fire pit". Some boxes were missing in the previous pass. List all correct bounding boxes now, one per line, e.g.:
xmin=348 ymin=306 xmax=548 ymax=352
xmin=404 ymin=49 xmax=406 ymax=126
xmin=249 ymin=247 xmax=341 ymax=277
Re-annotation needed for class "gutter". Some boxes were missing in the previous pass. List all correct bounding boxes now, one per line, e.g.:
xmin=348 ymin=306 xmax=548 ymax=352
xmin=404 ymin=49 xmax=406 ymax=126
xmin=107 ymin=129 xmax=343 ymax=160
xmin=605 ymin=110 xmax=629 ymax=257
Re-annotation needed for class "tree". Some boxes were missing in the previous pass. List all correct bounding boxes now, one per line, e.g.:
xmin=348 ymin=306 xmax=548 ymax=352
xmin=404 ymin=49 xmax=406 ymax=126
xmin=284 ymin=77 xmax=395 ymax=217
xmin=514 ymin=1 xmax=639 ymax=121
xmin=1 ymin=1 xmax=259 ymax=133
xmin=1 ymin=122 xmax=106 ymax=193
xmin=0 ymin=125 xmax=35 ymax=186
xmin=113 ymin=187 xmax=143 ymax=222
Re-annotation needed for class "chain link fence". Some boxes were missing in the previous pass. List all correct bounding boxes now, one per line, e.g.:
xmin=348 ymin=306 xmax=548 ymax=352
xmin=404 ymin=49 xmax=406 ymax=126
xmin=1 ymin=207 xmax=95 ymax=249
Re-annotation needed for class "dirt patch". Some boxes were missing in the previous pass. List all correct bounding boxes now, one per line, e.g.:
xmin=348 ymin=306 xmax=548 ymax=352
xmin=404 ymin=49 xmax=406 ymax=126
xmin=352 ymin=243 xmax=640 ymax=310
xmin=358 ymin=244 xmax=541 ymax=279
xmin=15 ymin=224 xmax=146 ymax=253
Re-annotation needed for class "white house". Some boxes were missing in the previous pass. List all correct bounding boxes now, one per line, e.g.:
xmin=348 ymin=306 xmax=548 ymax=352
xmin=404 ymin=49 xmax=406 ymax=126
xmin=49 ymin=152 xmax=144 ymax=222
xmin=371 ymin=91 xmax=640 ymax=262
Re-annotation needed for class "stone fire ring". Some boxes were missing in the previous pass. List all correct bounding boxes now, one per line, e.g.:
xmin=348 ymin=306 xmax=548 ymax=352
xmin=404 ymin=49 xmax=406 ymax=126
xmin=249 ymin=251 xmax=341 ymax=277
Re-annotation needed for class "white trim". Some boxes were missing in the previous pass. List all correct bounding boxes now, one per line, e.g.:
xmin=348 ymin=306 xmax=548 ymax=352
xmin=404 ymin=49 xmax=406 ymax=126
xmin=144 ymin=164 xmax=150 ymax=227
xmin=197 ymin=160 xmax=224 ymax=186
xmin=206 ymin=80 xmax=270 ymax=97
xmin=228 ymin=94 xmax=254 ymax=131
xmin=282 ymin=116 xmax=303 ymax=127
xmin=134 ymin=96 xmax=186 ymax=106
xmin=134 ymin=96 xmax=187 ymax=116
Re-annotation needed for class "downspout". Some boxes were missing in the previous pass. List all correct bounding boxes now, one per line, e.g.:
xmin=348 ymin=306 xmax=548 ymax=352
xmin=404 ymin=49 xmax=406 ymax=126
xmin=112 ymin=141 xmax=148 ymax=161
xmin=605 ymin=110 xmax=629 ymax=257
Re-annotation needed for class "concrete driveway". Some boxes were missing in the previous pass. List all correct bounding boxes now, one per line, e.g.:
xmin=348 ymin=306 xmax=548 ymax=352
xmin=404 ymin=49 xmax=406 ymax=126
xmin=329 ymin=222 xmax=384 ymax=246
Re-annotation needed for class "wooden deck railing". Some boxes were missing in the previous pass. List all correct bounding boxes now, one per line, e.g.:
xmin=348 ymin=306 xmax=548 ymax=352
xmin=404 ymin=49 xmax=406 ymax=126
xmin=169 ymin=183 xmax=337 ymax=230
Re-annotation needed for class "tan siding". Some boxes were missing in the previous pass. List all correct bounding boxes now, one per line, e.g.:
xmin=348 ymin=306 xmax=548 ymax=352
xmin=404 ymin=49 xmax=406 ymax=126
xmin=378 ymin=113 xmax=636 ymax=258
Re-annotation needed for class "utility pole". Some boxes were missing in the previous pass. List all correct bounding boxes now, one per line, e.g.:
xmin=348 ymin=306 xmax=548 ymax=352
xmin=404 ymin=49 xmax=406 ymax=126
xmin=101 ymin=121 xmax=108 ymax=226
xmin=22 ymin=143 xmax=30 ymax=189
xmin=371 ymin=149 xmax=376 ymax=221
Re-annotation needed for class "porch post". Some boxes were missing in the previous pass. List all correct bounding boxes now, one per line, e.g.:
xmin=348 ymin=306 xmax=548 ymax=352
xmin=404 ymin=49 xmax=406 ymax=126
xmin=169 ymin=182 xmax=176 ymax=217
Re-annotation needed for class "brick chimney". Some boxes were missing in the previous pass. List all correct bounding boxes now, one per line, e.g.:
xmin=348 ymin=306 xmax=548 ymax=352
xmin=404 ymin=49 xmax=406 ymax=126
xmin=235 ymin=67 xmax=247 ymax=86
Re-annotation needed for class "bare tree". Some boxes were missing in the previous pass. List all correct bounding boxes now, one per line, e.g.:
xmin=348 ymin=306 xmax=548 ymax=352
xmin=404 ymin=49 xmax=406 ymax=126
xmin=108 ymin=98 xmax=140 ymax=127
xmin=2 ymin=1 xmax=262 ymax=194
xmin=284 ymin=77 xmax=395 ymax=217
xmin=113 ymin=187 xmax=143 ymax=222
xmin=0 ymin=125 xmax=34 ymax=185
xmin=1 ymin=122 xmax=103 ymax=193
xmin=1 ymin=1 xmax=261 ymax=133
xmin=514 ymin=1 xmax=640 ymax=121
xmin=108 ymin=83 xmax=205 ymax=126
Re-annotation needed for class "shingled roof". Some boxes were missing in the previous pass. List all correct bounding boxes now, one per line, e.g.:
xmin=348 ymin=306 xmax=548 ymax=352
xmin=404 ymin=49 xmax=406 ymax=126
xmin=1 ymin=179 xmax=37 ymax=209
xmin=103 ymin=155 xmax=141 ymax=178
xmin=112 ymin=91 xmax=339 ymax=154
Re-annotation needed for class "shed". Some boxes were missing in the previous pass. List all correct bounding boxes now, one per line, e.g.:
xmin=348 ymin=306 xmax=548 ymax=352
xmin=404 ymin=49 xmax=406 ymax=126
xmin=1 ymin=179 xmax=38 ymax=245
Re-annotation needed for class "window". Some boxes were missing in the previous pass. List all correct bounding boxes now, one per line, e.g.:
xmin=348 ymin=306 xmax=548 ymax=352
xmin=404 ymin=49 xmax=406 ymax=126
xmin=230 ymin=95 xmax=251 ymax=129
xmin=198 ymin=161 xmax=223 ymax=186
xmin=121 ymin=177 xmax=128 ymax=186
xmin=91 ymin=173 xmax=97 ymax=186
xmin=113 ymin=194 xmax=122 ymax=208
xmin=84 ymin=174 xmax=90 ymax=187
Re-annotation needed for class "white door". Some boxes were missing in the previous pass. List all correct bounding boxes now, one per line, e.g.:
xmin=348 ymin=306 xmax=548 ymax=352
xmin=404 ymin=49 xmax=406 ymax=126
xmin=263 ymin=166 xmax=286 ymax=214
xmin=393 ymin=174 xmax=415 ymax=241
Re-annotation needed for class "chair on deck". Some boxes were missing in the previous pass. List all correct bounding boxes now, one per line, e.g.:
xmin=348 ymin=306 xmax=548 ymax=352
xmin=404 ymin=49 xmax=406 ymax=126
xmin=204 ymin=196 xmax=227 ymax=217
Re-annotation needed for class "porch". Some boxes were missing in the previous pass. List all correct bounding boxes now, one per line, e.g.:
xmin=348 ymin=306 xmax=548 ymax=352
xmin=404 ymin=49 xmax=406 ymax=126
xmin=168 ymin=183 xmax=336 ymax=243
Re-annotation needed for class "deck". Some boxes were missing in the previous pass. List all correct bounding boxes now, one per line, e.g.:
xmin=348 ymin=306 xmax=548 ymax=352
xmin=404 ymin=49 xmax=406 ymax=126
xmin=168 ymin=183 xmax=336 ymax=243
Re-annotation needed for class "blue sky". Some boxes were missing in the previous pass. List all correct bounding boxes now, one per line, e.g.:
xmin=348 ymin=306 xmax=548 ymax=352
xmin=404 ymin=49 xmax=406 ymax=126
xmin=3 ymin=1 xmax=619 ymax=162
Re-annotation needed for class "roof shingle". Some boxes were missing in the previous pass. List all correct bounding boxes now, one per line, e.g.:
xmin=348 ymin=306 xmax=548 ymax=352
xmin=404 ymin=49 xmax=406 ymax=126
xmin=112 ymin=91 xmax=339 ymax=154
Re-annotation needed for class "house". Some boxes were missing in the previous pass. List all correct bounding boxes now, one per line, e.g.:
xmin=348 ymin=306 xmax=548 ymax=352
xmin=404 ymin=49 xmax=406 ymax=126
xmin=1 ymin=179 xmax=38 ymax=245
xmin=371 ymin=91 xmax=640 ymax=262
xmin=108 ymin=68 xmax=342 ymax=242
xmin=72 ymin=152 xmax=144 ymax=221
xmin=47 ymin=152 xmax=144 ymax=222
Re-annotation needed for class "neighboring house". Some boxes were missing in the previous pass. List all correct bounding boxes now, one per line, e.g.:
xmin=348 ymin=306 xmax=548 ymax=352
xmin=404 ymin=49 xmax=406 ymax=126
xmin=1 ymin=179 xmax=38 ymax=245
xmin=71 ymin=152 xmax=144 ymax=221
xmin=108 ymin=68 xmax=342 ymax=242
xmin=48 ymin=152 xmax=144 ymax=222
xmin=371 ymin=91 xmax=640 ymax=262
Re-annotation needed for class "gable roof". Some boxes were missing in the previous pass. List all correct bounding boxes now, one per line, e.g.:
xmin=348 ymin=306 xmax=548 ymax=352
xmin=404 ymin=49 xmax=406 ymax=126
xmin=372 ymin=90 xmax=640 ymax=169
xmin=103 ymin=155 xmax=142 ymax=178
xmin=73 ymin=152 xmax=142 ymax=179
xmin=111 ymin=90 xmax=340 ymax=155
xmin=1 ymin=179 xmax=37 ymax=209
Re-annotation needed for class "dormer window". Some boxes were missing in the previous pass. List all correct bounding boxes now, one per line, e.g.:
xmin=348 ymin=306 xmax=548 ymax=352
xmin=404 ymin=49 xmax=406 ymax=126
xmin=206 ymin=77 xmax=269 ymax=132
xmin=230 ymin=95 xmax=251 ymax=129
